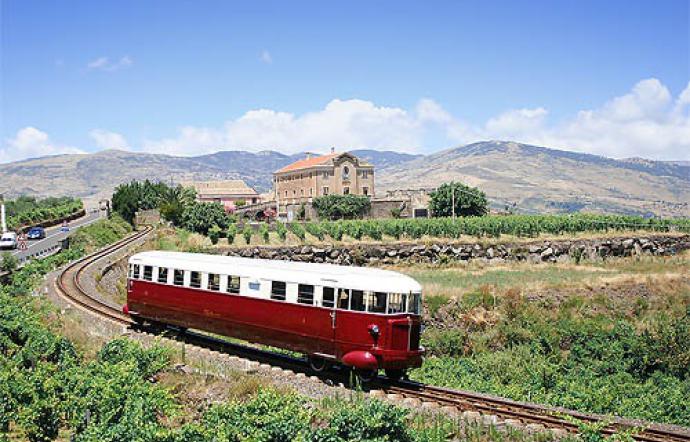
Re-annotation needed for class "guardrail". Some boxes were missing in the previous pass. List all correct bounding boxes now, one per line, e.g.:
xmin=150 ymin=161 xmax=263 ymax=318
xmin=15 ymin=242 xmax=63 ymax=266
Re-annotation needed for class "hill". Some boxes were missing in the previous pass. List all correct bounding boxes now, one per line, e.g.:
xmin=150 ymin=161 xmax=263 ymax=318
xmin=376 ymin=141 xmax=689 ymax=216
xmin=0 ymin=141 xmax=687 ymax=216
xmin=0 ymin=148 xmax=415 ymax=203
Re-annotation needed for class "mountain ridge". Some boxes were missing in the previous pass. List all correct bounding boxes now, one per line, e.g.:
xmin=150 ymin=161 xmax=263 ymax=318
xmin=1 ymin=142 xmax=687 ymax=216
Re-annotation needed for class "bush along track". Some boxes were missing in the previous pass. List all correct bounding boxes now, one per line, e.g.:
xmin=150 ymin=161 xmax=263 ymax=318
xmin=414 ymin=287 xmax=690 ymax=427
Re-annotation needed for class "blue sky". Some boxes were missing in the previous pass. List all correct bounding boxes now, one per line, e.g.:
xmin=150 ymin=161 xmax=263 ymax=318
xmin=1 ymin=0 xmax=689 ymax=162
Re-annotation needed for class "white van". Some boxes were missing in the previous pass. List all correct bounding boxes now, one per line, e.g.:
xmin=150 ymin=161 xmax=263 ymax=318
xmin=0 ymin=232 xmax=17 ymax=250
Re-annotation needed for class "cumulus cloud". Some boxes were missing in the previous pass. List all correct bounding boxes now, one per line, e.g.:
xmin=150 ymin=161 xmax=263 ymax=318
xmin=1 ymin=127 xmax=84 ymax=163
xmin=143 ymin=98 xmax=424 ymax=155
xmin=4 ymin=77 xmax=689 ymax=163
xmin=89 ymin=129 xmax=130 ymax=150
xmin=260 ymin=50 xmax=273 ymax=64
xmin=87 ymin=55 xmax=133 ymax=71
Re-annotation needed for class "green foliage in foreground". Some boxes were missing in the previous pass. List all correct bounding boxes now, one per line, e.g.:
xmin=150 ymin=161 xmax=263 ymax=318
xmin=414 ymin=289 xmax=690 ymax=426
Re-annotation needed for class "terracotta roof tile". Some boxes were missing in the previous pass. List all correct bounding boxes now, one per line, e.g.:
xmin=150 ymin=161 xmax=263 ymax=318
xmin=275 ymin=153 xmax=340 ymax=173
xmin=180 ymin=180 xmax=258 ymax=196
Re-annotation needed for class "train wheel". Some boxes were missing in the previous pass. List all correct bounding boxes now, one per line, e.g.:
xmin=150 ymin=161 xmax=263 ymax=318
xmin=308 ymin=356 xmax=330 ymax=373
xmin=385 ymin=369 xmax=406 ymax=382
xmin=354 ymin=369 xmax=377 ymax=384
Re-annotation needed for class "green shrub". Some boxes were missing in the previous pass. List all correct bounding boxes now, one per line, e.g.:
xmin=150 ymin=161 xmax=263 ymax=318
xmin=312 ymin=194 xmax=371 ymax=220
xmin=276 ymin=222 xmax=288 ymax=242
xmin=208 ymin=225 xmax=222 ymax=245
xmin=289 ymin=223 xmax=306 ymax=241
xmin=226 ymin=224 xmax=237 ymax=244
xmin=259 ymin=223 xmax=270 ymax=243
xmin=1 ymin=252 xmax=18 ymax=273
xmin=242 ymin=225 xmax=253 ymax=245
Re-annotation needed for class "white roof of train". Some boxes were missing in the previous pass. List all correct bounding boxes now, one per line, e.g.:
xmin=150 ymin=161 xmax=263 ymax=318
xmin=129 ymin=250 xmax=422 ymax=294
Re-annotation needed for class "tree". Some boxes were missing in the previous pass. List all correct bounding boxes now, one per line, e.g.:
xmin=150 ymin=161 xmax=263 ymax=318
xmin=1 ymin=252 xmax=18 ymax=273
xmin=429 ymin=181 xmax=488 ymax=217
xmin=159 ymin=185 xmax=196 ymax=225
xmin=112 ymin=180 xmax=167 ymax=224
xmin=312 ymin=195 xmax=371 ymax=220
xmin=180 ymin=201 xmax=231 ymax=236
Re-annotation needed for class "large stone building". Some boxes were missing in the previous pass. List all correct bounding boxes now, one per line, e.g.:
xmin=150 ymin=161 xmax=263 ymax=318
xmin=273 ymin=150 xmax=374 ymax=218
xmin=180 ymin=179 xmax=259 ymax=212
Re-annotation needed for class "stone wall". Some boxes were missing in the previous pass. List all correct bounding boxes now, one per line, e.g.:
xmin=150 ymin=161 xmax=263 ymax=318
xmin=218 ymin=234 xmax=690 ymax=266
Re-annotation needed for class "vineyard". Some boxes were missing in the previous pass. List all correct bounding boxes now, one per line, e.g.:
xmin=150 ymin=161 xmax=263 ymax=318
xmin=280 ymin=214 xmax=690 ymax=244
xmin=4 ymin=196 xmax=83 ymax=231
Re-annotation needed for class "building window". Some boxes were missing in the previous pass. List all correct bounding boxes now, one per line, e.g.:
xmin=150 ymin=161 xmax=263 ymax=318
xmin=323 ymin=171 xmax=328 ymax=179
xmin=343 ymin=166 xmax=350 ymax=180
xmin=297 ymin=284 xmax=314 ymax=305
xmin=363 ymin=187 xmax=368 ymax=196
xmin=343 ymin=187 xmax=350 ymax=195
xmin=157 ymin=267 xmax=168 ymax=284
xmin=173 ymin=269 xmax=184 ymax=286
xmin=309 ymin=188 xmax=313 ymax=196
xmin=271 ymin=281 xmax=286 ymax=301
xmin=190 ymin=271 xmax=202 ymax=288
xmin=293 ymin=190 xmax=296 ymax=196
xmin=285 ymin=190 xmax=288 ymax=197
xmin=322 ymin=287 xmax=335 ymax=308
xmin=301 ymin=189 xmax=304 ymax=196
xmin=143 ymin=266 xmax=153 ymax=281
xmin=362 ymin=171 xmax=368 ymax=179
xmin=208 ymin=273 xmax=221 ymax=291
xmin=323 ymin=186 xmax=329 ymax=195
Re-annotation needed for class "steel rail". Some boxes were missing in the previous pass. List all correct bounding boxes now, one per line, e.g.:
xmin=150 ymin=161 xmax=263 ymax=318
xmin=53 ymin=230 xmax=689 ymax=442
xmin=55 ymin=226 xmax=152 ymax=325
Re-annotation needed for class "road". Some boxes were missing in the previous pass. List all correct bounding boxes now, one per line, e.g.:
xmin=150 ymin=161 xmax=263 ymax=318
xmin=9 ymin=210 xmax=104 ymax=261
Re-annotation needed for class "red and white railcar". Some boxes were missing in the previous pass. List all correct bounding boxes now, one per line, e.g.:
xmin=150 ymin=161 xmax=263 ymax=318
xmin=124 ymin=251 xmax=424 ymax=379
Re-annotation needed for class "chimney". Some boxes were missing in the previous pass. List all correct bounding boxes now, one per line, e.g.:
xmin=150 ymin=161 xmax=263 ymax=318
xmin=330 ymin=146 xmax=335 ymax=154
xmin=306 ymin=152 xmax=312 ymax=160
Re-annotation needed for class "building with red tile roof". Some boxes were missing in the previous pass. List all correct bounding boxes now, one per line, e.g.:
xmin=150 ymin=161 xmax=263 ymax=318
xmin=273 ymin=149 xmax=374 ymax=219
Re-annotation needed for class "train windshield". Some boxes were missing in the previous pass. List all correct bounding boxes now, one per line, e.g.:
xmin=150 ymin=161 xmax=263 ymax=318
xmin=408 ymin=292 xmax=422 ymax=315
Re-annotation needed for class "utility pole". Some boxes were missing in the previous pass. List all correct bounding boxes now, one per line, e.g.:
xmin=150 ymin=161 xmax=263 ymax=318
xmin=0 ymin=194 xmax=6 ymax=233
xmin=451 ymin=185 xmax=456 ymax=220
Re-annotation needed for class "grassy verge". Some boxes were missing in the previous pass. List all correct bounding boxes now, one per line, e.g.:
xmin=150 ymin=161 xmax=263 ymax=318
xmin=402 ymin=253 xmax=690 ymax=426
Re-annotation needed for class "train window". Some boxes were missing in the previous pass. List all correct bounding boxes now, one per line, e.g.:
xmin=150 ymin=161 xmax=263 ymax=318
xmin=143 ymin=266 xmax=153 ymax=281
xmin=408 ymin=293 xmax=421 ymax=314
xmin=271 ymin=281 xmax=286 ymax=301
xmin=322 ymin=287 xmax=335 ymax=308
xmin=297 ymin=284 xmax=314 ymax=305
xmin=132 ymin=264 xmax=140 ymax=279
xmin=337 ymin=288 xmax=350 ymax=309
xmin=227 ymin=276 xmax=240 ymax=294
xmin=208 ymin=273 xmax=221 ymax=291
xmin=158 ymin=268 xmax=168 ymax=284
xmin=173 ymin=269 xmax=184 ymax=286
xmin=369 ymin=292 xmax=387 ymax=313
xmin=388 ymin=293 xmax=407 ymax=314
xmin=350 ymin=290 xmax=365 ymax=311
xmin=190 ymin=271 xmax=202 ymax=289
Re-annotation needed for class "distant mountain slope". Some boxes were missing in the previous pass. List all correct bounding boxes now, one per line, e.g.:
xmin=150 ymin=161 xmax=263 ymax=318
xmin=0 ymin=148 xmax=418 ymax=203
xmin=376 ymin=141 xmax=690 ymax=217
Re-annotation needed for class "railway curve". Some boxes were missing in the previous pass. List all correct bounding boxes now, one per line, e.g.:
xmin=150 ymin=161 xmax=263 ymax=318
xmin=52 ymin=228 xmax=690 ymax=442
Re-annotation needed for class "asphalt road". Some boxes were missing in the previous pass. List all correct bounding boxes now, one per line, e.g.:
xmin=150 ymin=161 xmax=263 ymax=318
xmin=8 ymin=210 xmax=104 ymax=261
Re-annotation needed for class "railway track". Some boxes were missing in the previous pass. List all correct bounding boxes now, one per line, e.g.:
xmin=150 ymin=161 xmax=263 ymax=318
xmin=53 ymin=229 xmax=690 ymax=442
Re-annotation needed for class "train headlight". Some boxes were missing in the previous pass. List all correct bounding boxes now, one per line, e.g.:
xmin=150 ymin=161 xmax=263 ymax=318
xmin=368 ymin=324 xmax=380 ymax=337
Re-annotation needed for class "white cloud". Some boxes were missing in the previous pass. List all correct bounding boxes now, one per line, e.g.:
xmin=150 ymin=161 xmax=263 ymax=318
xmin=139 ymin=78 xmax=690 ymax=160
xmin=4 ymin=77 xmax=689 ymax=163
xmin=1 ymin=127 xmax=84 ymax=163
xmin=87 ymin=55 xmax=133 ymax=71
xmin=260 ymin=50 xmax=273 ymax=64
xmin=89 ymin=129 xmax=130 ymax=150
xmin=143 ymin=98 xmax=424 ymax=155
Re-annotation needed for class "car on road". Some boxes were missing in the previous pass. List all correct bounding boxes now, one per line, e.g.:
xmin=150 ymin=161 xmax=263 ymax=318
xmin=27 ymin=227 xmax=46 ymax=240
xmin=0 ymin=232 xmax=17 ymax=250
xmin=60 ymin=221 xmax=70 ymax=232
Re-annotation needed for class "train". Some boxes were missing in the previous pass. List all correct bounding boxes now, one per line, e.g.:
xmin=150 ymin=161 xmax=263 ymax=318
xmin=123 ymin=251 xmax=424 ymax=380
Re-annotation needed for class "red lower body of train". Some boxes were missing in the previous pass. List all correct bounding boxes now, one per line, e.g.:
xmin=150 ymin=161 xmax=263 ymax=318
xmin=124 ymin=279 xmax=423 ymax=375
